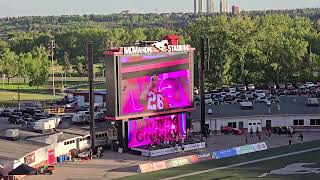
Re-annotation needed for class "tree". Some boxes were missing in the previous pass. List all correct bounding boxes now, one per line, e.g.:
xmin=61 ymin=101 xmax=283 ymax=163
xmin=0 ymin=48 xmax=18 ymax=84
xmin=62 ymin=52 xmax=71 ymax=77
xmin=72 ymin=56 xmax=87 ymax=77
xmin=18 ymin=52 xmax=32 ymax=83
xmin=27 ymin=47 xmax=51 ymax=88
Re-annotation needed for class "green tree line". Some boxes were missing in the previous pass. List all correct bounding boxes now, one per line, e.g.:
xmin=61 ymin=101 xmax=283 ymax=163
xmin=0 ymin=11 xmax=320 ymax=89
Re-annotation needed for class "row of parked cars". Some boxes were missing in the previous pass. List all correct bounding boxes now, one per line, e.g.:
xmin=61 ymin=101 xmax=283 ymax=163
xmin=0 ymin=108 xmax=55 ymax=125
xmin=195 ymin=88 xmax=280 ymax=105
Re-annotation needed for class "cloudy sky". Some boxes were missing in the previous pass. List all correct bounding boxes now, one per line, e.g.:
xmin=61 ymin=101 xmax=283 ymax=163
xmin=0 ymin=0 xmax=319 ymax=17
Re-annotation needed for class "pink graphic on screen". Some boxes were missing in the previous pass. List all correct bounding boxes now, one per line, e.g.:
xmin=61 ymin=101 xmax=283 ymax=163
xmin=128 ymin=113 xmax=186 ymax=148
xmin=121 ymin=70 xmax=191 ymax=115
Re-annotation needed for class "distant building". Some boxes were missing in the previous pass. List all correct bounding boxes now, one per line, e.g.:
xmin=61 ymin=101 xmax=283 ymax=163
xmin=220 ymin=0 xmax=228 ymax=13
xmin=207 ymin=0 xmax=215 ymax=14
xmin=194 ymin=0 xmax=197 ymax=14
xmin=232 ymin=5 xmax=241 ymax=15
xmin=198 ymin=0 xmax=203 ymax=13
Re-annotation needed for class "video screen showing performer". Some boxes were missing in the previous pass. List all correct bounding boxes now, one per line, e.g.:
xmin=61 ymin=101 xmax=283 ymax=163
xmin=121 ymin=70 xmax=191 ymax=115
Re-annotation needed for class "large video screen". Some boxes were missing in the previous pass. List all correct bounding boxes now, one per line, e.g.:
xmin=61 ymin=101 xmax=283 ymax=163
xmin=128 ymin=113 xmax=187 ymax=148
xmin=119 ymin=52 xmax=193 ymax=116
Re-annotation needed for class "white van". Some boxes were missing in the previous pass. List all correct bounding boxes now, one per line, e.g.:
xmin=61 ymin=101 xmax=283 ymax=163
xmin=72 ymin=114 xmax=90 ymax=125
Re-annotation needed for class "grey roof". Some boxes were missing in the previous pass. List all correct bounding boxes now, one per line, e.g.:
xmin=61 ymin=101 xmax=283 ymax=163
xmin=190 ymin=96 xmax=320 ymax=120
xmin=0 ymin=139 xmax=45 ymax=162
xmin=57 ymin=133 xmax=80 ymax=142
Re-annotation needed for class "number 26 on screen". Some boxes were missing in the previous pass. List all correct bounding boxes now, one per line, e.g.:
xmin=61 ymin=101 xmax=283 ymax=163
xmin=147 ymin=91 xmax=164 ymax=110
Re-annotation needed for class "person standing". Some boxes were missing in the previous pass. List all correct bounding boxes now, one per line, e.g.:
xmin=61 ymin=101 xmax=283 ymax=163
xmin=245 ymin=135 xmax=248 ymax=144
xmin=258 ymin=132 xmax=261 ymax=141
xmin=300 ymin=133 xmax=304 ymax=143
xmin=289 ymin=137 xmax=292 ymax=146
xmin=268 ymin=129 xmax=272 ymax=139
xmin=250 ymin=127 xmax=253 ymax=137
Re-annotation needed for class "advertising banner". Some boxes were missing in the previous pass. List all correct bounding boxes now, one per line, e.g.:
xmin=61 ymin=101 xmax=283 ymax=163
xmin=24 ymin=152 xmax=35 ymax=165
xmin=213 ymin=148 xmax=237 ymax=159
xmin=139 ymin=161 xmax=168 ymax=173
xmin=47 ymin=149 xmax=55 ymax=165
xmin=119 ymin=53 xmax=193 ymax=116
xmin=184 ymin=142 xmax=206 ymax=151
xmin=236 ymin=145 xmax=256 ymax=155
xmin=197 ymin=152 xmax=213 ymax=161
xmin=254 ymin=142 xmax=268 ymax=151
xmin=128 ymin=113 xmax=186 ymax=148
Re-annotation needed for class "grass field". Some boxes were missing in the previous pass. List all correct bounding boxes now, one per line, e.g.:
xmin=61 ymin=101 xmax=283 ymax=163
xmin=0 ymin=76 xmax=105 ymax=106
xmin=119 ymin=140 xmax=320 ymax=180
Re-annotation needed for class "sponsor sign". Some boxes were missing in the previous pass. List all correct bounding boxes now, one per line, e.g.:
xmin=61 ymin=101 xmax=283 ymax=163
xmin=197 ymin=152 xmax=213 ymax=161
xmin=122 ymin=43 xmax=191 ymax=55
xmin=139 ymin=155 xmax=198 ymax=173
xmin=24 ymin=152 xmax=35 ymax=165
xmin=236 ymin=144 xmax=256 ymax=155
xmin=254 ymin=142 xmax=268 ymax=151
xmin=184 ymin=142 xmax=206 ymax=151
xmin=48 ymin=149 xmax=55 ymax=165
xmin=149 ymin=147 xmax=178 ymax=157
xmin=166 ymin=157 xmax=190 ymax=168
xmin=213 ymin=148 xmax=237 ymax=159
xmin=139 ymin=161 xmax=168 ymax=173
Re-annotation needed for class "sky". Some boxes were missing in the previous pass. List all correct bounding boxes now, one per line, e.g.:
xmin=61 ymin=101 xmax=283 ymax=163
xmin=0 ymin=0 xmax=320 ymax=17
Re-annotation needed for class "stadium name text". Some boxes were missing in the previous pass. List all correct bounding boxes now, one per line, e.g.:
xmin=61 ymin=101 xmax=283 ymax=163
xmin=123 ymin=45 xmax=190 ymax=55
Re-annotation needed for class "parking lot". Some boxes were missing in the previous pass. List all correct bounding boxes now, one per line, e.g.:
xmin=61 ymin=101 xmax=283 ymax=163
xmin=195 ymin=82 xmax=320 ymax=106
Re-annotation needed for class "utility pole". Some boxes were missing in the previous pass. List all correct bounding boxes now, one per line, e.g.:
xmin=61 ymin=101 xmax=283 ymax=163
xmin=50 ymin=40 xmax=56 ymax=96
xmin=200 ymin=37 xmax=210 ymax=136
xmin=87 ymin=41 xmax=96 ymax=151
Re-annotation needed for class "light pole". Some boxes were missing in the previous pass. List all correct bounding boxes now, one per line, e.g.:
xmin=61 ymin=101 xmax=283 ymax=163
xmin=50 ymin=40 xmax=56 ymax=96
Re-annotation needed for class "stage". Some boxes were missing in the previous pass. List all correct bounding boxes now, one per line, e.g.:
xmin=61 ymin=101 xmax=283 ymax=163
xmin=131 ymin=141 xmax=206 ymax=157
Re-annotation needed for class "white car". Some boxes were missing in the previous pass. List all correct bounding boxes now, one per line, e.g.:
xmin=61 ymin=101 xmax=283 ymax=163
xmin=245 ymin=92 xmax=254 ymax=99
xmin=247 ymin=84 xmax=255 ymax=91
xmin=229 ymin=87 xmax=237 ymax=93
xmin=228 ymin=91 xmax=238 ymax=97
xmin=254 ymin=90 xmax=266 ymax=98
xmin=306 ymin=82 xmax=315 ymax=88
xmin=257 ymin=97 xmax=268 ymax=103
xmin=205 ymin=94 xmax=213 ymax=105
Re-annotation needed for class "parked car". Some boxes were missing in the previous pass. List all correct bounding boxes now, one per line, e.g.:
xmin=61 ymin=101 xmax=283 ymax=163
xmin=268 ymin=96 xmax=280 ymax=103
xmin=278 ymin=83 xmax=286 ymax=89
xmin=278 ymin=89 xmax=285 ymax=96
xmin=72 ymin=114 xmax=90 ymax=125
xmin=299 ymin=87 xmax=309 ymax=94
xmin=286 ymin=83 xmax=293 ymax=89
xmin=288 ymin=87 xmax=298 ymax=95
xmin=237 ymin=84 xmax=247 ymax=92
xmin=247 ymin=84 xmax=255 ymax=91
xmin=254 ymin=90 xmax=266 ymax=98
xmin=229 ymin=87 xmax=237 ymax=93
xmin=256 ymin=96 xmax=268 ymax=103
xmin=268 ymin=83 xmax=277 ymax=94
xmin=214 ymin=93 xmax=224 ymax=102
xmin=245 ymin=91 xmax=254 ymax=100
xmin=1 ymin=110 xmax=12 ymax=117
xmin=8 ymin=115 xmax=24 ymax=124
xmin=306 ymin=82 xmax=315 ymax=88
xmin=205 ymin=94 xmax=213 ymax=105
xmin=307 ymin=98 xmax=319 ymax=106
xmin=228 ymin=91 xmax=238 ymax=97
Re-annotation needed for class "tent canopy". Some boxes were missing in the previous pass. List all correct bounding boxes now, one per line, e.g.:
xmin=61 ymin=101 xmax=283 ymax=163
xmin=8 ymin=164 xmax=37 ymax=175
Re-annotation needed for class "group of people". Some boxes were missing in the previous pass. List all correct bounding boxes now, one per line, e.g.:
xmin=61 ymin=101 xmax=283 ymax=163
xmin=246 ymin=127 xmax=272 ymax=144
